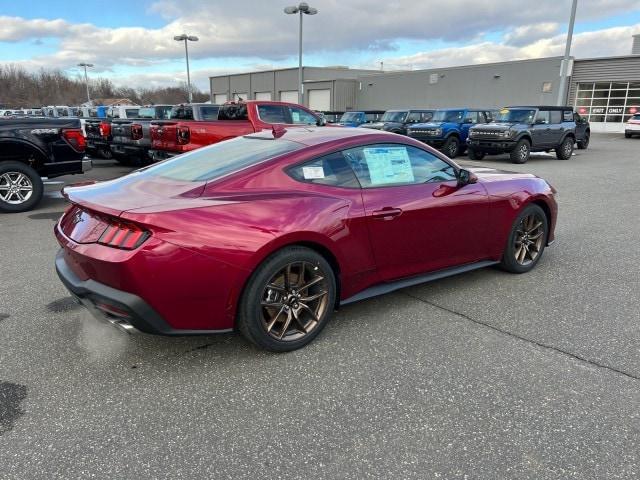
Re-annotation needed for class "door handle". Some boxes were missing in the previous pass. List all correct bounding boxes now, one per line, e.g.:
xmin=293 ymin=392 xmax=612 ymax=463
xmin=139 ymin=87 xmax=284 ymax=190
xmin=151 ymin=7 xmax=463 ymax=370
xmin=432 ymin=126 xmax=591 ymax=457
xmin=372 ymin=207 xmax=403 ymax=220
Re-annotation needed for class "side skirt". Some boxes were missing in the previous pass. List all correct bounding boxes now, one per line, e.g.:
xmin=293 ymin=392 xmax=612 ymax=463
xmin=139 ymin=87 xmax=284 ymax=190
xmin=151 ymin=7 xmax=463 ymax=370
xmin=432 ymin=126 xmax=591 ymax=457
xmin=340 ymin=260 xmax=498 ymax=306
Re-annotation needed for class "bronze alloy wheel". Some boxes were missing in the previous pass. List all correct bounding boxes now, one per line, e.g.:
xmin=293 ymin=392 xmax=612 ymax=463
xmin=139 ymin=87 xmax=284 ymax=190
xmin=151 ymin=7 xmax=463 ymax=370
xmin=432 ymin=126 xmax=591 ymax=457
xmin=514 ymin=212 xmax=545 ymax=266
xmin=260 ymin=261 xmax=330 ymax=341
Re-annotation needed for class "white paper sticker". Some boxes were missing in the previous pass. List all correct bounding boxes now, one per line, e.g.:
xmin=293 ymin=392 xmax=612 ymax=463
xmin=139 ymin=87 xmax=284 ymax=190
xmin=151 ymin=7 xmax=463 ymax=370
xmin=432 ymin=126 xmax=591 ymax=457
xmin=302 ymin=166 xmax=325 ymax=179
xmin=363 ymin=146 xmax=414 ymax=185
xmin=292 ymin=111 xmax=300 ymax=122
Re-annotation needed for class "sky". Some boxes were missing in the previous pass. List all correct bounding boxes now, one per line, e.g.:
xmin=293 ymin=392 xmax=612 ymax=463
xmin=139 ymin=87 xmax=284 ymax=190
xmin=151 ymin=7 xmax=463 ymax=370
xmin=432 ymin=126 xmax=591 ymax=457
xmin=1 ymin=0 xmax=640 ymax=91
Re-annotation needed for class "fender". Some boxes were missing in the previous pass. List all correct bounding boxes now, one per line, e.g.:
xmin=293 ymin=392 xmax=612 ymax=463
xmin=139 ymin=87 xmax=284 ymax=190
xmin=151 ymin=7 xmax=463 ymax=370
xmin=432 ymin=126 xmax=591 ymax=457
xmin=0 ymin=138 xmax=49 ymax=165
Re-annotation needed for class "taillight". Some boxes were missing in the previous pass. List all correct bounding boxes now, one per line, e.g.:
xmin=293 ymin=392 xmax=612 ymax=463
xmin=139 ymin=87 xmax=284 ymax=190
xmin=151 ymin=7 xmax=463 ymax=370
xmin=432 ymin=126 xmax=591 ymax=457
xmin=177 ymin=126 xmax=190 ymax=145
xmin=98 ymin=220 xmax=150 ymax=250
xmin=62 ymin=128 xmax=86 ymax=152
xmin=99 ymin=121 xmax=111 ymax=137
xmin=131 ymin=124 xmax=143 ymax=140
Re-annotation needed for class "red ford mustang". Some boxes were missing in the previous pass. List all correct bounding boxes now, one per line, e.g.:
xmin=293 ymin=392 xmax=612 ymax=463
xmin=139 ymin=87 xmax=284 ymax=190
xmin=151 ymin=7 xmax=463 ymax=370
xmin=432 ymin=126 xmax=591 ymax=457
xmin=55 ymin=127 xmax=557 ymax=351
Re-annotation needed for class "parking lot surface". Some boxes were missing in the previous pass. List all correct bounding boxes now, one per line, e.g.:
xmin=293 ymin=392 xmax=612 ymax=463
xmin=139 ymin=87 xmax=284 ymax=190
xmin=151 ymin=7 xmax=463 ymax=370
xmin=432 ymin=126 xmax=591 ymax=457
xmin=1 ymin=133 xmax=639 ymax=479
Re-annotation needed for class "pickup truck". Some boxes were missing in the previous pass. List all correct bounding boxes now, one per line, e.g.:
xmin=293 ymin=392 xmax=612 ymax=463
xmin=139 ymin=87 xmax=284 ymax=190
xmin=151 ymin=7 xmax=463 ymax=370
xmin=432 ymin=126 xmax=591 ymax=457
xmin=85 ymin=105 xmax=141 ymax=159
xmin=149 ymin=100 xmax=325 ymax=160
xmin=109 ymin=105 xmax=173 ymax=165
xmin=0 ymin=117 xmax=90 ymax=212
xmin=407 ymin=108 xmax=495 ymax=158
xmin=360 ymin=109 xmax=435 ymax=135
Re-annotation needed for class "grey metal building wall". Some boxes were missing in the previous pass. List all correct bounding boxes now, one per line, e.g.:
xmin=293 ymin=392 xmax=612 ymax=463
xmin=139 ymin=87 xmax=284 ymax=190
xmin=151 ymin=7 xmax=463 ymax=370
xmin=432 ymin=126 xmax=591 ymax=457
xmin=355 ymin=57 xmax=564 ymax=110
xmin=568 ymin=56 xmax=640 ymax=104
xmin=302 ymin=79 xmax=358 ymax=111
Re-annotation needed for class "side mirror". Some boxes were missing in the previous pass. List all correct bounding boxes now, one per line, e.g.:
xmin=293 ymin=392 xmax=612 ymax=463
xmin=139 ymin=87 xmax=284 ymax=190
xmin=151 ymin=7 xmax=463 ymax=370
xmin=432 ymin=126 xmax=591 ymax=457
xmin=457 ymin=168 xmax=478 ymax=187
xmin=535 ymin=118 xmax=547 ymax=125
xmin=316 ymin=117 xmax=326 ymax=126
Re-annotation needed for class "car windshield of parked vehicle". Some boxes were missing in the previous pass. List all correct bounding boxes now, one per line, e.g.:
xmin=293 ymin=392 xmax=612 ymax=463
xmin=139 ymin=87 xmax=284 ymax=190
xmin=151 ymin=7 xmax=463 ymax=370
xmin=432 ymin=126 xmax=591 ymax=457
xmin=340 ymin=112 xmax=362 ymax=122
xmin=495 ymin=109 xmax=536 ymax=123
xmin=431 ymin=110 xmax=465 ymax=123
xmin=381 ymin=111 xmax=408 ymax=123
xmin=140 ymin=136 xmax=303 ymax=182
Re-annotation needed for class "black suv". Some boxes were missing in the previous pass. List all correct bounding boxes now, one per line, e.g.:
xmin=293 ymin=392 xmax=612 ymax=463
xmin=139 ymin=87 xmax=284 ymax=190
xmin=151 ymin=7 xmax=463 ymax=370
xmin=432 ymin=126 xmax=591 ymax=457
xmin=467 ymin=106 xmax=577 ymax=163
xmin=361 ymin=109 xmax=434 ymax=135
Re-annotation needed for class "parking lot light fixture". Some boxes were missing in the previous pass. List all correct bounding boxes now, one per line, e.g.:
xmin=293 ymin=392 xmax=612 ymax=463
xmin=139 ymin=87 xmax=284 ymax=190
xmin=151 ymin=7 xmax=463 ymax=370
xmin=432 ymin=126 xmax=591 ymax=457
xmin=284 ymin=2 xmax=318 ymax=105
xmin=174 ymin=34 xmax=199 ymax=103
xmin=77 ymin=63 xmax=94 ymax=104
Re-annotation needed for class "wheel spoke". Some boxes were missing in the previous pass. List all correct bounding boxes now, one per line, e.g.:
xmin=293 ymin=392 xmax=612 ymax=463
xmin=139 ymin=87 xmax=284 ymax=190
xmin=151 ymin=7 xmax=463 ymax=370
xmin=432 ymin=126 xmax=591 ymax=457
xmin=265 ymin=305 xmax=286 ymax=333
xmin=299 ymin=275 xmax=324 ymax=291
xmin=278 ymin=309 xmax=294 ymax=340
xmin=284 ymin=263 xmax=292 ymax=290
xmin=300 ymin=290 xmax=327 ymax=303
xmin=298 ymin=302 xmax=319 ymax=324
xmin=261 ymin=301 xmax=283 ymax=308
xmin=528 ymin=231 xmax=543 ymax=240
xmin=266 ymin=283 xmax=287 ymax=294
xmin=517 ymin=245 xmax=527 ymax=263
xmin=291 ymin=308 xmax=308 ymax=334
xmin=528 ymin=220 xmax=542 ymax=233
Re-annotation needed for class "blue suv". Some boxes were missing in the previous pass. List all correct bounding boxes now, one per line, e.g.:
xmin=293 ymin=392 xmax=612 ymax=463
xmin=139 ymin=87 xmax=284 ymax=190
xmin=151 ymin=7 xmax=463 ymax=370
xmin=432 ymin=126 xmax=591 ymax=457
xmin=337 ymin=111 xmax=384 ymax=127
xmin=407 ymin=108 xmax=495 ymax=158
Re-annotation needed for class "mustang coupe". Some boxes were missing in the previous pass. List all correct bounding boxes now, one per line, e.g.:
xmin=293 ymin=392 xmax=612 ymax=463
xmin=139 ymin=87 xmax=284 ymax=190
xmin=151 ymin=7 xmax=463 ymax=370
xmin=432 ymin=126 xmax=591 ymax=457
xmin=55 ymin=127 xmax=557 ymax=351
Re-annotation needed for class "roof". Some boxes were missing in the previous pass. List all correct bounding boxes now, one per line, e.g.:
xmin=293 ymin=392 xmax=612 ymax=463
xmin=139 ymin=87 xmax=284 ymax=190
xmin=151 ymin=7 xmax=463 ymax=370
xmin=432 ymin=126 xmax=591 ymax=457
xmin=508 ymin=106 xmax=572 ymax=110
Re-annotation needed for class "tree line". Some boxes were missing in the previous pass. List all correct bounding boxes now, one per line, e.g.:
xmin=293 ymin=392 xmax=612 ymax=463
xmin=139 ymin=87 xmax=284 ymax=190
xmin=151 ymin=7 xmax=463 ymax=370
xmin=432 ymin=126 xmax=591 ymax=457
xmin=0 ymin=64 xmax=209 ymax=108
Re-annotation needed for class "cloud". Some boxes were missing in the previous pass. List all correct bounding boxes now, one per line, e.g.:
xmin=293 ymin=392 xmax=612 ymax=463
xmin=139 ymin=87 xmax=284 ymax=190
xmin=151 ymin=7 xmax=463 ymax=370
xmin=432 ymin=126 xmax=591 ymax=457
xmin=504 ymin=23 xmax=561 ymax=47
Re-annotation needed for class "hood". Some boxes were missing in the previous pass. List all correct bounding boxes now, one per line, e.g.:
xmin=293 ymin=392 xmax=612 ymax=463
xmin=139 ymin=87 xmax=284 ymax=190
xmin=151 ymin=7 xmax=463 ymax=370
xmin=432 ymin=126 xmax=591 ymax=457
xmin=463 ymin=165 xmax=537 ymax=182
xmin=472 ymin=122 xmax=521 ymax=131
xmin=361 ymin=122 xmax=385 ymax=130
xmin=63 ymin=170 xmax=206 ymax=217
xmin=412 ymin=121 xmax=445 ymax=128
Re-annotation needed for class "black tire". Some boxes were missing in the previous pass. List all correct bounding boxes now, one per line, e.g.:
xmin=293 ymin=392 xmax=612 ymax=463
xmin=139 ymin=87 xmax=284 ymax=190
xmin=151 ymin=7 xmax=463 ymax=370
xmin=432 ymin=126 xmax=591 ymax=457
xmin=0 ymin=161 xmax=44 ymax=213
xmin=500 ymin=204 xmax=548 ymax=274
xmin=625 ymin=132 xmax=632 ymax=138
xmin=99 ymin=148 xmax=113 ymax=160
xmin=577 ymin=133 xmax=589 ymax=149
xmin=467 ymin=147 xmax=485 ymax=160
xmin=443 ymin=136 xmax=460 ymax=158
xmin=510 ymin=139 xmax=530 ymax=164
xmin=237 ymin=246 xmax=336 ymax=352
xmin=555 ymin=136 xmax=574 ymax=160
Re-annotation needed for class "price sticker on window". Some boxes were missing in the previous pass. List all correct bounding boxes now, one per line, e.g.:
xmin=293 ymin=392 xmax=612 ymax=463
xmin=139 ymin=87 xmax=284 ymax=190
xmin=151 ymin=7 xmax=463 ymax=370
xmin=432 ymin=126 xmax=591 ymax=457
xmin=302 ymin=166 xmax=325 ymax=179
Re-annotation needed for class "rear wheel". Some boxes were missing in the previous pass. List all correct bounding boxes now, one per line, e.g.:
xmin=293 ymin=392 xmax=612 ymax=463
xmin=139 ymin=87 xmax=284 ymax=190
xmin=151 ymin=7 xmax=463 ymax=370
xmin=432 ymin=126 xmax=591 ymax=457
xmin=500 ymin=204 xmax=548 ymax=274
xmin=510 ymin=139 xmax=530 ymax=164
xmin=443 ymin=136 xmax=460 ymax=158
xmin=577 ymin=133 xmax=590 ymax=149
xmin=467 ymin=147 xmax=485 ymax=160
xmin=0 ymin=161 xmax=43 ymax=213
xmin=237 ymin=246 xmax=336 ymax=352
xmin=555 ymin=136 xmax=574 ymax=160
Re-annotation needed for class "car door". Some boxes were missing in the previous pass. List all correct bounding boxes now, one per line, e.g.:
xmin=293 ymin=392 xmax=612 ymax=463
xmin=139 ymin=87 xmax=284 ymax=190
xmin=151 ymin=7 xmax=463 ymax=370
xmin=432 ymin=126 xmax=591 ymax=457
xmin=548 ymin=110 xmax=564 ymax=145
xmin=343 ymin=143 xmax=490 ymax=280
xmin=461 ymin=110 xmax=479 ymax=141
xmin=532 ymin=110 xmax=552 ymax=146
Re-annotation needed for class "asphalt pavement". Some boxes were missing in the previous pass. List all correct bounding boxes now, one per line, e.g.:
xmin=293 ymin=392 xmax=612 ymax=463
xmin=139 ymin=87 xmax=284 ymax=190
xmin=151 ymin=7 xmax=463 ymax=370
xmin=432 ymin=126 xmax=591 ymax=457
xmin=0 ymin=134 xmax=639 ymax=479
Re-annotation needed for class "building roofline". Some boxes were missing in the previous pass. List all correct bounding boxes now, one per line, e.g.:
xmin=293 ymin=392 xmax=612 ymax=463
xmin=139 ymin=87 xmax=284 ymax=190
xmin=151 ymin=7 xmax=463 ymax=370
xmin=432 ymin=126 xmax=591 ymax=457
xmin=210 ymin=66 xmax=380 ymax=80
xmin=574 ymin=54 xmax=640 ymax=62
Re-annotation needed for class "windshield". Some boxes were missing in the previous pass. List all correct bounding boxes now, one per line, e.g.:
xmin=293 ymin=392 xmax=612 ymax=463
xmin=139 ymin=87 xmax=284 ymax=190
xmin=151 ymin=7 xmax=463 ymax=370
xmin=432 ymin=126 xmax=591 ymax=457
xmin=495 ymin=109 xmax=536 ymax=123
xmin=381 ymin=111 xmax=407 ymax=123
xmin=140 ymin=136 xmax=302 ymax=182
xmin=340 ymin=112 xmax=362 ymax=122
xmin=431 ymin=110 xmax=464 ymax=123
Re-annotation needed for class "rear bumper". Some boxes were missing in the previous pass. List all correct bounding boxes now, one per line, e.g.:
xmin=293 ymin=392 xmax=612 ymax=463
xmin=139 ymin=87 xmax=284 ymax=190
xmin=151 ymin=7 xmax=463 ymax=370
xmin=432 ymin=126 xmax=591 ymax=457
xmin=55 ymin=249 xmax=232 ymax=336
xmin=86 ymin=139 xmax=109 ymax=152
xmin=111 ymin=143 xmax=146 ymax=158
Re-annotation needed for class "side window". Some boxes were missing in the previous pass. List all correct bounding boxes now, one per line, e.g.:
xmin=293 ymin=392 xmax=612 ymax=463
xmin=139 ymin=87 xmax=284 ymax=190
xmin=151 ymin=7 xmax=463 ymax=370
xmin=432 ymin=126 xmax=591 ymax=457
xmin=343 ymin=144 xmax=457 ymax=188
xmin=535 ymin=110 xmax=550 ymax=124
xmin=549 ymin=110 xmax=562 ymax=124
xmin=200 ymin=106 xmax=220 ymax=120
xmin=463 ymin=111 xmax=479 ymax=123
xmin=289 ymin=107 xmax=318 ymax=125
xmin=126 ymin=109 xmax=139 ymax=118
xmin=422 ymin=112 xmax=433 ymax=122
xmin=258 ymin=105 xmax=288 ymax=123
xmin=288 ymin=151 xmax=359 ymax=188
xmin=406 ymin=112 xmax=422 ymax=123
xmin=565 ymin=110 xmax=576 ymax=122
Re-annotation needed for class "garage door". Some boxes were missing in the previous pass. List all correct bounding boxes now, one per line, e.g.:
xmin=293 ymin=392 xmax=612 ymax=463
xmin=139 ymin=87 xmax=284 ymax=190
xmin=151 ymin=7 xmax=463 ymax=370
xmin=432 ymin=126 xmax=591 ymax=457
xmin=213 ymin=94 xmax=227 ymax=104
xmin=280 ymin=90 xmax=299 ymax=104
xmin=233 ymin=92 xmax=248 ymax=101
xmin=255 ymin=91 xmax=272 ymax=101
xmin=308 ymin=89 xmax=331 ymax=111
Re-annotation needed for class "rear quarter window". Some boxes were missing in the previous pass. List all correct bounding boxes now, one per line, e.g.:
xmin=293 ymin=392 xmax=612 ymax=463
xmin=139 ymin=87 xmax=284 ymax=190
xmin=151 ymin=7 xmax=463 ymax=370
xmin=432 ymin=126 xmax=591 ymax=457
xmin=288 ymin=152 xmax=359 ymax=188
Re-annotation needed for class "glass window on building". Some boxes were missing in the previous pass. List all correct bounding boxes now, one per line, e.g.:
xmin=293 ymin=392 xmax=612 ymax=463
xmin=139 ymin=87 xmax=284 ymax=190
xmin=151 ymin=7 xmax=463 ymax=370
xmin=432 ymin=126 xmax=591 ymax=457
xmin=574 ymin=81 xmax=640 ymax=123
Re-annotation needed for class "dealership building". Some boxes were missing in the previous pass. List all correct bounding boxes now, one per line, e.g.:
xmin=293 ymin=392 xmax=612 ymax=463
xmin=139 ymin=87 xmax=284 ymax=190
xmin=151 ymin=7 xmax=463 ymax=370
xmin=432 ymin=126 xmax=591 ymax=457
xmin=210 ymin=36 xmax=640 ymax=132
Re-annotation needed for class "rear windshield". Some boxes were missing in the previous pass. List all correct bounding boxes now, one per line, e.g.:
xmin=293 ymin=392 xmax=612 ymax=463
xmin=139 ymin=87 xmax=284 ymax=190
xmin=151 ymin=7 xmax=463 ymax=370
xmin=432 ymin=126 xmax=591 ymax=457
xmin=140 ymin=136 xmax=302 ymax=182
xmin=170 ymin=105 xmax=193 ymax=120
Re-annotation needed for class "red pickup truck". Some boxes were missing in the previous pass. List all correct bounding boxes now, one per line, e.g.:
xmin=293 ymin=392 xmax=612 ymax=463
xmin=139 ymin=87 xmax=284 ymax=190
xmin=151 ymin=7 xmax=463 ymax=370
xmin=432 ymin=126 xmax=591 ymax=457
xmin=148 ymin=100 xmax=326 ymax=160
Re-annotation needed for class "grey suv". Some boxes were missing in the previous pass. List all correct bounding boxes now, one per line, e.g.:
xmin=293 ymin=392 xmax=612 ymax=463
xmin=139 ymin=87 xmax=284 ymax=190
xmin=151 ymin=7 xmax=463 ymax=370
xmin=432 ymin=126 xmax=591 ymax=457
xmin=467 ymin=106 xmax=577 ymax=163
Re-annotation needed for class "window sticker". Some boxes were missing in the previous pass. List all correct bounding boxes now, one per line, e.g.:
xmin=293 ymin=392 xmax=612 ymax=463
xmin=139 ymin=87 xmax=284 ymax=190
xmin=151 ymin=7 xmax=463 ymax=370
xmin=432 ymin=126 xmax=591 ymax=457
xmin=292 ymin=111 xmax=300 ymax=122
xmin=302 ymin=165 xmax=325 ymax=179
xmin=363 ymin=147 xmax=414 ymax=185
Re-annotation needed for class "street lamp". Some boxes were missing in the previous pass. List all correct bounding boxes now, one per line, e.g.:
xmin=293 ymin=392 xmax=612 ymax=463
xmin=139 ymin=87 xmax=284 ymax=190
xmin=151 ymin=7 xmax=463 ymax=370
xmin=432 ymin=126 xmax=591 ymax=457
xmin=284 ymin=2 xmax=318 ymax=105
xmin=77 ymin=63 xmax=93 ymax=104
xmin=174 ymin=34 xmax=199 ymax=103
xmin=557 ymin=0 xmax=577 ymax=106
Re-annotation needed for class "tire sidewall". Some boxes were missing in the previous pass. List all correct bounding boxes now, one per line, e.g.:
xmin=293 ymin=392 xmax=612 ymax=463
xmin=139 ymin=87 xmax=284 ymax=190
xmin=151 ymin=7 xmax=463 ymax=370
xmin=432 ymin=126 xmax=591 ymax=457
xmin=500 ymin=204 xmax=548 ymax=274
xmin=510 ymin=139 xmax=530 ymax=164
xmin=0 ymin=161 xmax=44 ymax=213
xmin=468 ymin=147 xmax=485 ymax=160
xmin=238 ymin=246 xmax=336 ymax=352
xmin=444 ymin=136 xmax=460 ymax=158
xmin=556 ymin=137 xmax=574 ymax=160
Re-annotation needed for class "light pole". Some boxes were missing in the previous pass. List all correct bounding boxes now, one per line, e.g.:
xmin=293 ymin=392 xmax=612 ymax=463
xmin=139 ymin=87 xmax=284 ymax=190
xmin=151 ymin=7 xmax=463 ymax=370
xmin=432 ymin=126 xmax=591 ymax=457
xmin=174 ymin=34 xmax=199 ymax=103
xmin=557 ymin=0 xmax=578 ymax=106
xmin=284 ymin=2 xmax=318 ymax=105
xmin=77 ymin=63 xmax=93 ymax=104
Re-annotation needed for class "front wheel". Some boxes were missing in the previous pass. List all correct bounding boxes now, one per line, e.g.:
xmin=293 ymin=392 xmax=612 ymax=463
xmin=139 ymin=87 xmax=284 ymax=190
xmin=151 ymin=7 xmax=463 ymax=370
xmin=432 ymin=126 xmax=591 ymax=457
xmin=237 ymin=246 xmax=336 ymax=352
xmin=625 ymin=132 xmax=632 ymax=138
xmin=467 ymin=147 xmax=485 ymax=160
xmin=443 ymin=136 xmax=460 ymax=158
xmin=555 ymin=136 xmax=574 ymax=160
xmin=500 ymin=204 xmax=548 ymax=274
xmin=510 ymin=139 xmax=530 ymax=164
xmin=0 ymin=161 xmax=44 ymax=213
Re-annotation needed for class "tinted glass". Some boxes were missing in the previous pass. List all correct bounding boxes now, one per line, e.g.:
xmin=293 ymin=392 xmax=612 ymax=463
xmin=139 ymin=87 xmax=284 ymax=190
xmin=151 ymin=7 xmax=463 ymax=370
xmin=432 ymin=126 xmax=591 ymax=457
xmin=288 ymin=151 xmax=359 ymax=188
xmin=258 ymin=105 xmax=288 ymax=123
xmin=141 ymin=137 xmax=302 ymax=182
xmin=289 ymin=107 xmax=318 ymax=125
xmin=340 ymin=112 xmax=362 ymax=122
xmin=170 ymin=106 xmax=194 ymax=120
xmin=138 ymin=107 xmax=156 ymax=119
xmin=126 ymin=109 xmax=139 ymax=117
xmin=495 ymin=109 xmax=536 ymax=123
xmin=200 ymin=106 xmax=220 ymax=120
xmin=381 ymin=111 xmax=407 ymax=122
xmin=406 ymin=112 xmax=422 ymax=123
xmin=463 ymin=111 xmax=479 ymax=123
xmin=343 ymin=144 xmax=456 ymax=188
xmin=549 ymin=111 xmax=562 ymax=124
xmin=431 ymin=110 xmax=464 ymax=122
xmin=535 ymin=110 xmax=550 ymax=124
